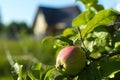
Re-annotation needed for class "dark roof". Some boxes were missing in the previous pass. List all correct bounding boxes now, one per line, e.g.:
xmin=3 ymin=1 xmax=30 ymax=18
xmin=32 ymin=5 xmax=80 ymax=28
xmin=40 ymin=7 xmax=69 ymax=25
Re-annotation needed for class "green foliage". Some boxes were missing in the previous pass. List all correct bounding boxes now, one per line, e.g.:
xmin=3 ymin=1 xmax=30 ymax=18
xmin=11 ymin=0 xmax=120 ymax=80
xmin=44 ymin=68 xmax=64 ymax=80
xmin=77 ymin=0 xmax=104 ymax=11
xmin=73 ymin=8 xmax=118 ymax=38
xmin=72 ymin=10 xmax=95 ymax=27
xmin=62 ymin=28 xmax=76 ymax=37
xmin=11 ymin=63 xmax=24 ymax=80
xmin=99 ymin=58 xmax=120 ymax=79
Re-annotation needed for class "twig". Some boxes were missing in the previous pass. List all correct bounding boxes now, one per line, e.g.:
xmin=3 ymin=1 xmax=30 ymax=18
xmin=107 ymin=51 xmax=120 ymax=57
xmin=77 ymin=27 xmax=88 ymax=52
xmin=77 ymin=27 xmax=96 ymax=79
xmin=77 ymin=27 xmax=93 ymax=63
xmin=91 ymin=50 xmax=120 ymax=61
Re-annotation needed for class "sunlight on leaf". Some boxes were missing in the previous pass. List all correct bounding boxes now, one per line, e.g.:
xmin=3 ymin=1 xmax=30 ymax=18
xmin=81 ymin=9 xmax=118 ymax=38
xmin=72 ymin=10 xmax=95 ymax=27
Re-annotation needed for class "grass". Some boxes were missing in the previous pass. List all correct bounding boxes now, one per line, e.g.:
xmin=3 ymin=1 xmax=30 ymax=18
xmin=0 ymin=40 xmax=13 ymax=79
xmin=0 ymin=35 xmax=38 ymax=79
xmin=0 ymin=75 xmax=13 ymax=80
xmin=0 ymin=34 xmax=56 ymax=79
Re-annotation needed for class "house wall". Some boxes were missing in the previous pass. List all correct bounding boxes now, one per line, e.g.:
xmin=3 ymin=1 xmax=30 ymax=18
xmin=33 ymin=6 xmax=80 ymax=40
xmin=33 ymin=12 xmax=47 ymax=39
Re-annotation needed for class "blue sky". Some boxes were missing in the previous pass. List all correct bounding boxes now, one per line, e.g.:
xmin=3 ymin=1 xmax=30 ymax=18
xmin=0 ymin=0 xmax=119 ymax=26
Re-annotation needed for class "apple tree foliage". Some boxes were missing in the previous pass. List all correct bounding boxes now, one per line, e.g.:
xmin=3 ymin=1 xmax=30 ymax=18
xmin=12 ymin=0 xmax=120 ymax=80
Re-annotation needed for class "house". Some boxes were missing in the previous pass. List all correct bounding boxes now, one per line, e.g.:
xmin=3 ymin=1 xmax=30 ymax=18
xmin=32 ymin=5 xmax=80 ymax=39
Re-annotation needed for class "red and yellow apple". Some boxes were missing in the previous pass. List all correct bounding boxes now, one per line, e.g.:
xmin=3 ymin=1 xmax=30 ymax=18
xmin=55 ymin=46 xmax=86 ymax=75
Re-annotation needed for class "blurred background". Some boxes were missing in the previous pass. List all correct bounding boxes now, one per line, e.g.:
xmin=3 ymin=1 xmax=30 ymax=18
xmin=0 ymin=0 xmax=119 ymax=79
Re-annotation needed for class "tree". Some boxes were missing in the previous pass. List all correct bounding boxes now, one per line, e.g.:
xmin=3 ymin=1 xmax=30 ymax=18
xmin=6 ymin=21 xmax=31 ymax=39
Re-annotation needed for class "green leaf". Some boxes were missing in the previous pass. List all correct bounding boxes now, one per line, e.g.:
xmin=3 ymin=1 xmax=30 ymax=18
xmin=29 ymin=63 xmax=42 ymax=80
xmin=93 ymin=4 xmax=104 ymax=11
xmin=55 ymin=36 xmax=73 ymax=45
xmin=77 ymin=0 xmax=97 ymax=5
xmin=11 ymin=63 xmax=24 ymax=80
xmin=53 ymin=40 xmax=69 ymax=49
xmin=28 ymin=71 xmax=39 ymax=80
xmin=99 ymin=58 xmax=120 ymax=79
xmin=14 ymin=63 xmax=23 ymax=77
xmin=41 ymin=36 xmax=55 ymax=49
xmin=78 ymin=63 xmax=102 ymax=80
xmin=114 ymin=42 xmax=120 ymax=51
xmin=62 ymin=28 xmax=75 ymax=37
xmin=40 ymin=65 xmax=54 ymax=80
xmin=113 ymin=28 xmax=120 ymax=50
xmin=36 ymin=36 xmax=56 ymax=65
xmin=72 ymin=10 xmax=95 ymax=27
xmin=84 ymin=26 xmax=111 ymax=58
xmin=81 ymin=9 xmax=117 ymax=38
xmin=31 ymin=63 xmax=42 ymax=70
xmin=44 ymin=68 xmax=66 ymax=80
xmin=27 ymin=63 xmax=42 ymax=80
xmin=77 ymin=0 xmax=104 ymax=11
xmin=110 ymin=72 xmax=120 ymax=80
xmin=93 ymin=26 xmax=110 ymax=49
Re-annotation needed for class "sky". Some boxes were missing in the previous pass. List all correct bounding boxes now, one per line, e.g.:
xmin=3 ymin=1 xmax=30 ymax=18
xmin=0 ymin=0 xmax=119 ymax=27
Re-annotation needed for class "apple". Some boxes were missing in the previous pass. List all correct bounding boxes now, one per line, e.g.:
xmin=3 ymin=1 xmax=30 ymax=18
xmin=55 ymin=46 xmax=86 ymax=75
